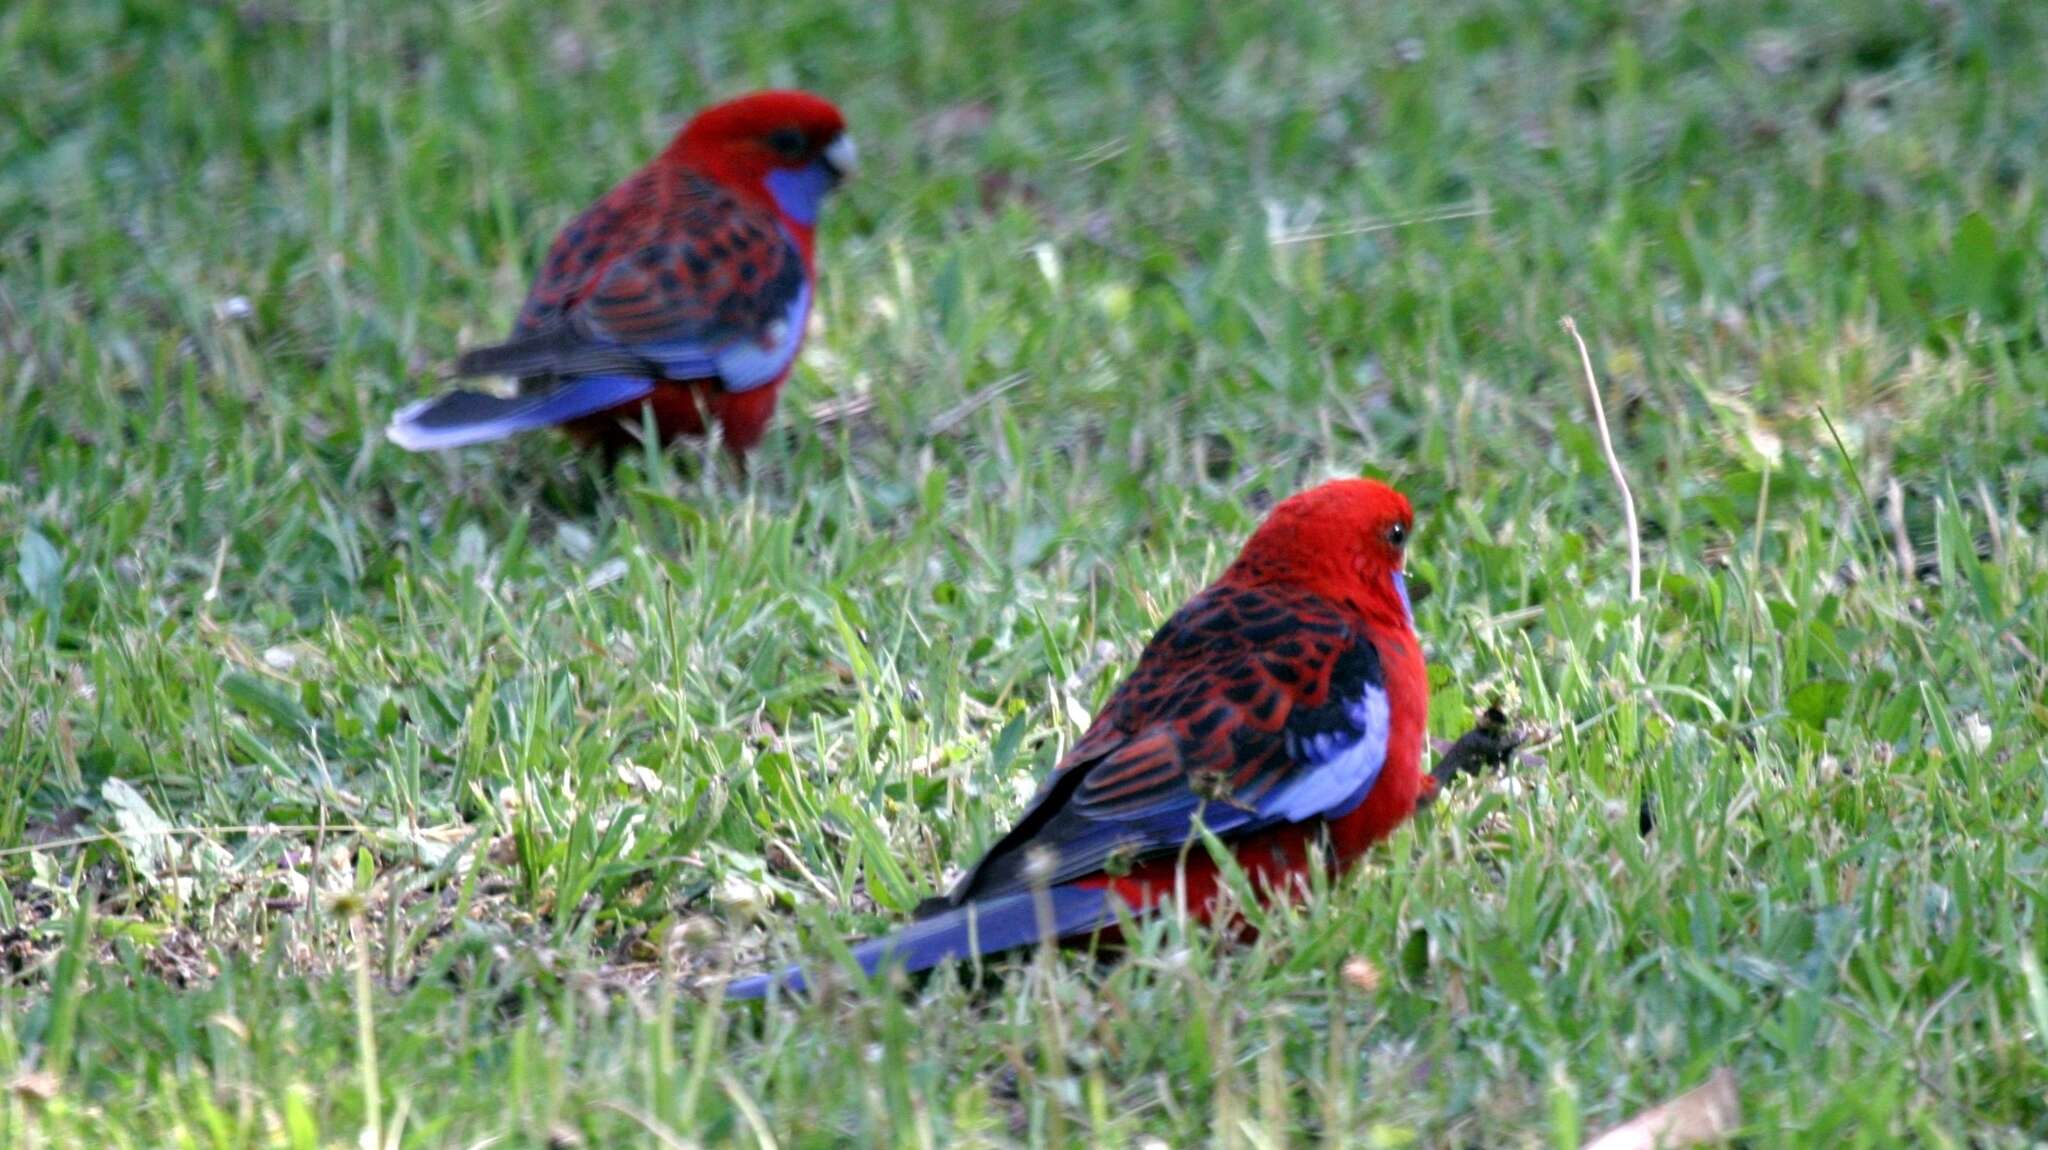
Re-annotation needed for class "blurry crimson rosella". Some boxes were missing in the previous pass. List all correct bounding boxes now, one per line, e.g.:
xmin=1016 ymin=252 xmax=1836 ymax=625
xmin=729 ymin=478 xmax=1434 ymax=998
xmin=386 ymin=90 xmax=853 ymax=457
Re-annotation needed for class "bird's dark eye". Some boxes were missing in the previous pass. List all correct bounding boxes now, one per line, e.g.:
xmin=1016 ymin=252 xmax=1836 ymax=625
xmin=1386 ymin=522 xmax=1407 ymax=547
xmin=766 ymin=127 xmax=807 ymax=158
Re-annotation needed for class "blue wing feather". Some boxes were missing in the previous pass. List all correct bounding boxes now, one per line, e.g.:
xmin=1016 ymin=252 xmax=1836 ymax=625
xmin=1269 ymin=683 xmax=1391 ymax=820
xmin=632 ymin=277 xmax=810 ymax=392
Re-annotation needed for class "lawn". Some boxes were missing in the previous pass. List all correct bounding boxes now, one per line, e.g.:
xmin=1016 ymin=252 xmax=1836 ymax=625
xmin=4 ymin=0 xmax=2048 ymax=1144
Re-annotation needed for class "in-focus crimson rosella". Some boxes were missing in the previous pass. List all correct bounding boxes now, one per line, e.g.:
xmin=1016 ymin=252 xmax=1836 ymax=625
xmin=386 ymin=90 xmax=853 ymax=457
xmin=729 ymin=478 xmax=1432 ymax=998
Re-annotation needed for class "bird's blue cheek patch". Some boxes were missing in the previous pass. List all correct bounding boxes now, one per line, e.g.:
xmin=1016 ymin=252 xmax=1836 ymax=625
xmin=1393 ymin=571 xmax=1414 ymax=628
xmin=764 ymin=160 xmax=835 ymax=226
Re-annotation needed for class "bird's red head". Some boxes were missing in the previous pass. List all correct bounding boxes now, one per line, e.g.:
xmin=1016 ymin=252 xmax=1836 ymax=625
xmin=1225 ymin=478 xmax=1418 ymax=632
xmin=668 ymin=90 xmax=854 ymax=228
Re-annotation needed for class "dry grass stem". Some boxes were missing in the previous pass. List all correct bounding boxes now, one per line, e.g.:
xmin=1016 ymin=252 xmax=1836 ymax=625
xmin=1582 ymin=1068 xmax=1743 ymax=1150
xmin=1561 ymin=316 xmax=1643 ymax=601
xmin=1887 ymin=476 xmax=1915 ymax=577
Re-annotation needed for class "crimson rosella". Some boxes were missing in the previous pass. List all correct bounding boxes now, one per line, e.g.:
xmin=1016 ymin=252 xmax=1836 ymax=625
xmin=729 ymin=478 xmax=1432 ymax=998
xmin=386 ymin=90 xmax=853 ymax=457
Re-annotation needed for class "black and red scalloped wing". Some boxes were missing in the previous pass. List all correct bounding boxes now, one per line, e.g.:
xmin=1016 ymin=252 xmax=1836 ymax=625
xmin=461 ymin=165 xmax=809 ymax=392
xmin=933 ymin=585 xmax=1391 ymax=909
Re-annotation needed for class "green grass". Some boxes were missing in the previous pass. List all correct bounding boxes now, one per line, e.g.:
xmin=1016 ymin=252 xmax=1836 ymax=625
xmin=5 ymin=0 xmax=2048 ymax=1144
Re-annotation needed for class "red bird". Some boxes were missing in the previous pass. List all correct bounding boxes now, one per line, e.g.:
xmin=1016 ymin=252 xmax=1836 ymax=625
xmin=386 ymin=90 xmax=854 ymax=457
xmin=730 ymin=478 xmax=1432 ymax=997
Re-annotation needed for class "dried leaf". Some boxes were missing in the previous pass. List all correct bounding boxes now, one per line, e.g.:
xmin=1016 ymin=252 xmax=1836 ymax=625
xmin=100 ymin=778 xmax=230 ymax=896
xmin=919 ymin=101 xmax=994 ymax=149
xmin=1582 ymin=1068 xmax=1742 ymax=1150
xmin=102 ymin=777 xmax=175 ymax=878
xmin=9 ymin=1069 xmax=60 ymax=1103
xmin=16 ymin=529 xmax=64 ymax=613
xmin=1341 ymin=956 xmax=1382 ymax=992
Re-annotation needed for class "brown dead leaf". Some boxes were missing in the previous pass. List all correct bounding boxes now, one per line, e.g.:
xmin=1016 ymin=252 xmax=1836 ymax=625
xmin=9 ymin=1069 xmax=59 ymax=1103
xmin=1582 ymin=1068 xmax=1742 ymax=1150
xmin=1442 ymin=968 xmax=1469 ymax=1017
xmin=488 ymin=834 xmax=519 ymax=867
xmin=977 ymin=170 xmax=1043 ymax=215
xmin=807 ymin=393 xmax=874 ymax=428
xmin=1340 ymin=956 xmax=1382 ymax=993
xmin=919 ymin=101 xmax=994 ymax=150
xmin=144 ymin=927 xmax=218 ymax=988
xmin=25 ymin=805 xmax=89 ymax=846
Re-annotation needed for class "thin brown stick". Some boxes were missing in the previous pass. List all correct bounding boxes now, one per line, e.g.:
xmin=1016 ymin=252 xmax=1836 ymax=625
xmin=1582 ymin=1067 xmax=1742 ymax=1150
xmin=928 ymin=371 xmax=1029 ymax=437
xmin=1268 ymin=201 xmax=1495 ymax=246
xmin=1561 ymin=317 xmax=1642 ymax=601
xmin=1975 ymin=476 xmax=2004 ymax=561
xmin=592 ymin=1101 xmax=698 ymax=1150
xmin=0 ymin=822 xmax=379 ymax=860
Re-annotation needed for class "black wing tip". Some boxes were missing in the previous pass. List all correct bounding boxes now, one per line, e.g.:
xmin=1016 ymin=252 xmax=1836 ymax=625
xmin=452 ymin=342 xmax=522 ymax=378
xmin=384 ymin=391 xmax=501 ymax=452
xmin=396 ymin=389 xmax=496 ymax=425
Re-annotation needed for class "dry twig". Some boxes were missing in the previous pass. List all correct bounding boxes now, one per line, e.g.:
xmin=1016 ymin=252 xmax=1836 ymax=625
xmin=1582 ymin=1068 xmax=1743 ymax=1150
xmin=1886 ymin=476 xmax=1915 ymax=577
xmin=1561 ymin=317 xmax=1642 ymax=601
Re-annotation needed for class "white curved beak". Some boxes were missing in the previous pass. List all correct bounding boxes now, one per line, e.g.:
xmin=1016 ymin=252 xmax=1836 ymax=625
xmin=823 ymin=134 xmax=858 ymax=178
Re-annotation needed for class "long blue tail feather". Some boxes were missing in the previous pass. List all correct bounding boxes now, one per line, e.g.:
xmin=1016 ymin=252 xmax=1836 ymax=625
xmin=384 ymin=374 xmax=654 ymax=451
xmin=726 ymin=885 xmax=1119 ymax=1000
